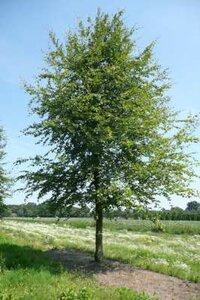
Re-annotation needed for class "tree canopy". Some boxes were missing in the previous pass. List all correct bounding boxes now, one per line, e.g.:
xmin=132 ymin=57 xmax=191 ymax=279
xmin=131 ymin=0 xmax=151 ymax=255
xmin=186 ymin=201 xmax=200 ymax=211
xmin=18 ymin=11 xmax=199 ymax=261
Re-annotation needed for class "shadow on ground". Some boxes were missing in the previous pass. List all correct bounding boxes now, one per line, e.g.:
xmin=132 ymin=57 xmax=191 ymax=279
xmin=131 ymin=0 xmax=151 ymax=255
xmin=1 ymin=242 xmax=200 ymax=300
xmin=47 ymin=248 xmax=130 ymax=275
xmin=0 ymin=242 xmax=123 ymax=275
xmin=0 ymin=243 xmax=59 ymax=274
xmin=47 ymin=248 xmax=200 ymax=300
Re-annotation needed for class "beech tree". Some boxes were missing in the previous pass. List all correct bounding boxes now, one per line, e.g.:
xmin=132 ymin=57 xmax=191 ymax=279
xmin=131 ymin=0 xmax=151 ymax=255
xmin=18 ymin=11 xmax=199 ymax=262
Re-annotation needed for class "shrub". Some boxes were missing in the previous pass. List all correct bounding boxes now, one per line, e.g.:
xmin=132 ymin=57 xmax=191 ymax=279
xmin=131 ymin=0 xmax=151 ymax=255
xmin=152 ymin=219 xmax=166 ymax=233
xmin=58 ymin=288 xmax=91 ymax=300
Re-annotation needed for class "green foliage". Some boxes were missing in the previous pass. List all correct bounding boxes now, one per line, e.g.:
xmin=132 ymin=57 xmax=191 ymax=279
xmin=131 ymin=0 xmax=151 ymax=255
xmin=0 ymin=126 xmax=10 ymax=216
xmin=186 ymin=200 xmax=200 ymax=211
xmin=4 ymin=201 xmax=200 ymax=223
xmin=17 ymin=11 xmax=199 ymax=260
xmin=117 ymin=288 xmax=157 ymax=300
xmin=151 ymin=219 xmax=166 ymax=233
xmin=0 ymin=254 xmax=5 ymax=274
xmin=58 ymin=288 xmax=91 ymax=300
xmin=5 ymin=202 xmax=200 ymax=221
xmin=6 ymin=202 xmax=91 ymax=218
xmin=18 ymin=10 xmax=199 ymax=213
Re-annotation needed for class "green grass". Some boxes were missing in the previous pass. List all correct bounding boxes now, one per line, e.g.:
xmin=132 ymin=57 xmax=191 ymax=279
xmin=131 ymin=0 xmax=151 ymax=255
xmin=7 ymin=217 xmax=200 ymax=235
xmin=0 ymin=231 xmax=154 ymax=300
xmin=1 ymin=219 xmax=200 ymax=283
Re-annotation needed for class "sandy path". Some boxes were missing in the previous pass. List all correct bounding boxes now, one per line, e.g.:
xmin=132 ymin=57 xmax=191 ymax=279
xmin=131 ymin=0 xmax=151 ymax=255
xmin=48 ymin=248 xmax=200 ymax=300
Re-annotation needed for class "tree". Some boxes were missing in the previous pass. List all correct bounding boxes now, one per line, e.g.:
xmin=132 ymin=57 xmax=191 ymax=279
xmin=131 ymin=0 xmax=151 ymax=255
xmin=0 ymin=126 xmax=10 ymax=217
xmin=186 ymin=201 xmax=200 ymax=211
xmin=18 ymin=11 xmax=199 ymax=262
xmin=22 ymin=202 xmax=38 ymax=217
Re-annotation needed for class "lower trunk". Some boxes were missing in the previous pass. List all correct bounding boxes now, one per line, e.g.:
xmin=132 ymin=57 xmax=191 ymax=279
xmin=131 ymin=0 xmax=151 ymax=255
xmin=94 ymin=202 xmax=103 ymax=262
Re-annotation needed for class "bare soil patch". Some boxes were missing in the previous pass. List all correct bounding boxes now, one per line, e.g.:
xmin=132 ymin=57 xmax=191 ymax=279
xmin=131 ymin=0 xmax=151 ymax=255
xmin=48 ymin=248 xmax=200 ymax=300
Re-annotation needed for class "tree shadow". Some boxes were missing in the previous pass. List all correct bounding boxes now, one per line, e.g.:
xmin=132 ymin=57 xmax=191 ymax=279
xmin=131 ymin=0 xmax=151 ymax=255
xmin=0 ymin=243 xmax=60 ymax=274
xmin=47 ymin=248 xmax=138 ymax=276
xmin=0 ymin=242 xmax=131 ymax=277
xmin=46 ymin=248 xmax=200 ymax=300
xmin=1 ymin=243 xmax=200 ymax=300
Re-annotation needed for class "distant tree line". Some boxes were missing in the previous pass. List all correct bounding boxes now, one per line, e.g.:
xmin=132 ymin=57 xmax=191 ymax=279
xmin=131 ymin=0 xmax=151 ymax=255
xmin=105 ymin=201 xmax=200 ymax=221
xmin=1 ymin=200 xmax=200 ymax=221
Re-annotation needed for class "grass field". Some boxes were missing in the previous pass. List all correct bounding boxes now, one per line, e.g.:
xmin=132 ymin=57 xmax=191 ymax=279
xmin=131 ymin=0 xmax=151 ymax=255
xmin=0 ymin=218 xmax=199 ymax=299
xmin=8 ymin=217 xmax=200 ymax=235
xmin=0 ymin=224 xmax=154 ymax=300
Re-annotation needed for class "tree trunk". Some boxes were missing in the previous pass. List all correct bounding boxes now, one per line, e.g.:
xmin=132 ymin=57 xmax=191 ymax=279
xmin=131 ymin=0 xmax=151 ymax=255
xmin=93 ymin=166 xmax=103 ymax=262
xmin=94 ymin=201 xmax=103 ymax=262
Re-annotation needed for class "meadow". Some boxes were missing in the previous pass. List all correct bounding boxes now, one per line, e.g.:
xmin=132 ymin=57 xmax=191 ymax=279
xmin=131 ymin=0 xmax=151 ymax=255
xmin=9 ymin=217 xmax=200 ymax=234
xmin=0 ymin=218 xmax=199 ymax=299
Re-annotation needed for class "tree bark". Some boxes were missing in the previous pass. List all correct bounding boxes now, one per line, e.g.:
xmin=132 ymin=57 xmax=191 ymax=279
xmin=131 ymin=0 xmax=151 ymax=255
xmin=93 ymin=166 xmax=103 ymax=262
xmin=94 ymin=201 xmax=103 ymax=262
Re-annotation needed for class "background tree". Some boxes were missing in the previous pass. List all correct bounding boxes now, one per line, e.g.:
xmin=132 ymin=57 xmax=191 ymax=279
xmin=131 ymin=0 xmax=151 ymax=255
xmin=18 ymin=11 xmax=199 ymax=262
xmin=186 ymin=201 xmax=200 ymax=211
xmin=0 ymin=126 xmax=10 ymax=217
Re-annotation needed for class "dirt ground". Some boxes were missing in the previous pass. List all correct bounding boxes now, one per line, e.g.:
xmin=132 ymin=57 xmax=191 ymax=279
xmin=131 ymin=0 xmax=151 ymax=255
xmin=48 ymin=248 xmax=200 ymax=300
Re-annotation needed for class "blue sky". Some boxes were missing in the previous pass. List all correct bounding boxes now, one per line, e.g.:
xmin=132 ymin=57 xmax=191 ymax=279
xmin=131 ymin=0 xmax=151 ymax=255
xmin=0 ymin=0 xmax=200 ymax=208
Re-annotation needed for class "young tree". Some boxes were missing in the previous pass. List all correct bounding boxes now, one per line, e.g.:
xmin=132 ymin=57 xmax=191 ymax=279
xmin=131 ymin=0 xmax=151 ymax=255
xmin=0 ymin=126 xmax=10 ymax=217
xmin=18 ymin=11 xmax=199 ymax=262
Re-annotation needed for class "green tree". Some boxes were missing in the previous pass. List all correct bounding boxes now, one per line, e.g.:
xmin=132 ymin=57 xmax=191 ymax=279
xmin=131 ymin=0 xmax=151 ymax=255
xmin=37 ymin=201 xmax=55 ymax=217
xmin=23 ymin=202 xmax=38 ymax=217
xmin=0 ymin=126 xmax=10 ymax=217
xmin=186 ymin=201 xmax=200 ymax=211
xmin=18 ymin=11 xmax=199 ymax=262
